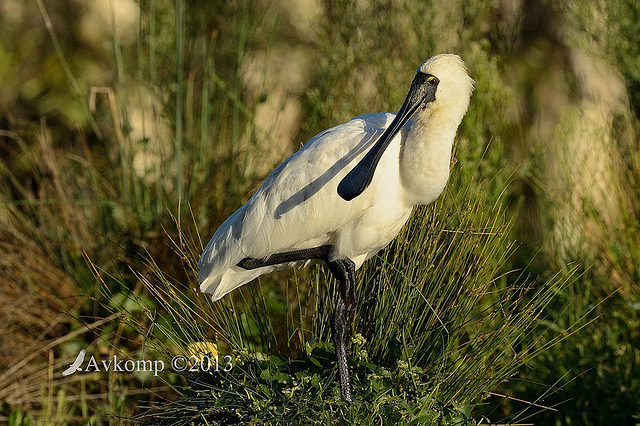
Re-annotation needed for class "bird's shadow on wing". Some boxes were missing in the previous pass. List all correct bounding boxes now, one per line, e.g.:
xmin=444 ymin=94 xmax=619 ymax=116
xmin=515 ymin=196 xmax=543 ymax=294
xmin=274 ymin=122 xmax=385 ymax=219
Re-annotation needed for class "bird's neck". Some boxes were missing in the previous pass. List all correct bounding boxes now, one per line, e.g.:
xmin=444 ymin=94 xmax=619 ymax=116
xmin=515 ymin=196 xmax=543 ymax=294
xmin=399 ymin=109 xmax=457 ymax=205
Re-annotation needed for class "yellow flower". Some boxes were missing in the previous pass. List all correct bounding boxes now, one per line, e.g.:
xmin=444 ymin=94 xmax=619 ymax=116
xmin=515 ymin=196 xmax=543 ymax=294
xmin=186 ymin=341 xmax=218 ymax=359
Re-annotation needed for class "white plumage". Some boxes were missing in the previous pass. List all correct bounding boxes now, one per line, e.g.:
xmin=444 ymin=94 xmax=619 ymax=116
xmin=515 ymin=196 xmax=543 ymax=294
xmin=198 ymin=54 xmax=474 ymax=301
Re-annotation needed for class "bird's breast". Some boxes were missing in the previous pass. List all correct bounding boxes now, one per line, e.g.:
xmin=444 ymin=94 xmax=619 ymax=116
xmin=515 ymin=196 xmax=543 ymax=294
xmin=331 ymin=147 xmax=412 ymax=265
xmin=399 ymin=118 xmax=455 ymax=206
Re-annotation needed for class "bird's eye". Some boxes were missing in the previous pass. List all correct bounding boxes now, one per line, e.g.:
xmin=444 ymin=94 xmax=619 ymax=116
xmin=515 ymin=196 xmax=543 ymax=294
xmin=427 ymin=76 xmax=439 ymax=86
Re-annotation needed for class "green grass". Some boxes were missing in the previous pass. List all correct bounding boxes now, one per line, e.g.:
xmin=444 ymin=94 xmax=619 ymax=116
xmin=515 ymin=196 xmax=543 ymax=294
xmin=78 ymin=145 xmax=586 ymax=424
xmin=1 ymin=0 xmax=639 ymax=424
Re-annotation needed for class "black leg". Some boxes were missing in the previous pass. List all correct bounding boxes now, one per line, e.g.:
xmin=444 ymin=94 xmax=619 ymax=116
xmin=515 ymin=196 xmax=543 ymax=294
xmin=328 ymin=258 xmax=355 ymax=403
xmin=237 ymin=245 xmax=332 ymax=269
xmin=238 ymin=247 xmax=355 ymax=402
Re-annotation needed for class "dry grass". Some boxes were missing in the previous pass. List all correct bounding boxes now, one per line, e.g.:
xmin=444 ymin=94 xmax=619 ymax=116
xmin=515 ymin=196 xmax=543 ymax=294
xmin=0 ymin=237 xmax=78 ymax=407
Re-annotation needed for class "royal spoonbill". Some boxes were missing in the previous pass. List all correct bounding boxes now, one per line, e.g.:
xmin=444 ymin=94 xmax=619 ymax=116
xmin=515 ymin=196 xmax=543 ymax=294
xmin=198 ymin=54 xmax=474 ymax=402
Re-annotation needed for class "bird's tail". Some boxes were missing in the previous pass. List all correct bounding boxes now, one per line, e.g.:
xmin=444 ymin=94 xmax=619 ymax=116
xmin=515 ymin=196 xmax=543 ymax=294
xmin=199 ymin=266 xmax=267 ymax=301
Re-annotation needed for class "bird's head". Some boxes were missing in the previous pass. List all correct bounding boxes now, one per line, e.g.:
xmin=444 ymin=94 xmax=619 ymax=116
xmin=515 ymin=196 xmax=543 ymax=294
xmin=415 ymin=54 xmax=475 ymax=126
xmin=337 ymin=54 xmax=474 ymax=201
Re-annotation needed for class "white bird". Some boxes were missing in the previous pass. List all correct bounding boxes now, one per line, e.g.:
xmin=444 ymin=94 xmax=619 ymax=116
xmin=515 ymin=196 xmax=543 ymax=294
xmin=61 ymin=349 xmax=86 ymax=376
xmin=198 ymin=54 xmax=474 ymax=402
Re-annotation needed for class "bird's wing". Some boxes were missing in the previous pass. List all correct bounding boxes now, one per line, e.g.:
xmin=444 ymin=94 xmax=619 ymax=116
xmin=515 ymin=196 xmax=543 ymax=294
xmin=197 ymin=113 xmax=394 ymax=299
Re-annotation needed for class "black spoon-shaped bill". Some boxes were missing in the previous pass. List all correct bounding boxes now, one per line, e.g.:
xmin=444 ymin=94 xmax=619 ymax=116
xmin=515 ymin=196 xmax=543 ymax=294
xmin=337 ymin=72 xmax=439 ymax=201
